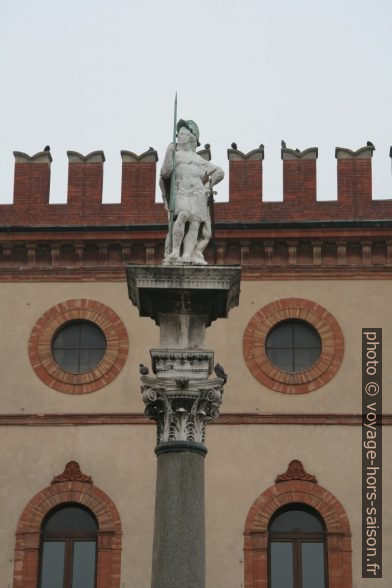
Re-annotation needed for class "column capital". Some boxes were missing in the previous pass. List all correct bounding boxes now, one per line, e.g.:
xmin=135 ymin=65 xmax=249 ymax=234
xmin=141 ymin=374 xmax=224 ymax=447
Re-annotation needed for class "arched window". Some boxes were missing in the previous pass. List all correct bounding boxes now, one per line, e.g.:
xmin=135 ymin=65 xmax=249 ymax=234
xmin=243 ymin=461 xmax=352 ymax=588
xmin=39 ymin=504 xmax=98 ymax=588
xmin=13 ymin=461 xmax=122 ymax=588
xmin=269 ymin=504 xmax=327 ymax=588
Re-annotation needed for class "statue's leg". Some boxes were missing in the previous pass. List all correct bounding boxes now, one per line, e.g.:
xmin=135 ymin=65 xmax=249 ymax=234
xmin=182 ymin=220 xmax=200 ymax=262
xmin=195 ymin=222 xmax=211 ymax=253
xmin=167 ymin=212 xmax=187 ymax=260
xmin=191 ymin=221 xmax=211 ymax=264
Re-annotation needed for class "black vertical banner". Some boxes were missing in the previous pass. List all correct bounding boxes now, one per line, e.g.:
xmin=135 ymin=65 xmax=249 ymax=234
xmin=362 ymin=329 xmax=382 ymax=578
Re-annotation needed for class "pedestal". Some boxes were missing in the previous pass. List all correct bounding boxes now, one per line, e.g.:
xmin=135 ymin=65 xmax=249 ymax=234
xmin=126 ymin=265 xmax=241 ymax=588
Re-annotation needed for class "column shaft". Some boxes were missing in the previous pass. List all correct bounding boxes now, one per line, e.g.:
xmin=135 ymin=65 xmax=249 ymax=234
xmin=151 ymin=449 xmax=205 ymax=588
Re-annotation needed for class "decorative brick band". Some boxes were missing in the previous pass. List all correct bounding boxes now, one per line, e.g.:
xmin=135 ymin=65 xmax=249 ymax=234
xmin=243 ymin=465 xmax=352 ymax=587
xmin=243 ymin=298 xmax=344 ymax=394
xmin=1 ymin=412 xmax=392 ymax=426
xmin=13 ymin=462 xmax=122 ymax=588
xmin=28 ymin=299 xmax=128 ymax=394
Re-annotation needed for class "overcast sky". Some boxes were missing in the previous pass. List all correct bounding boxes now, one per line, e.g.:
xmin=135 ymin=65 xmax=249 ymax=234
xmin=0 ymin=0 xmax=391 ymax=205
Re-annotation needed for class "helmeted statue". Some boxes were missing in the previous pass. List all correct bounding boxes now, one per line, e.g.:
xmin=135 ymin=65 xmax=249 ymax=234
xmin=160 ymin=119 xmax=224 ymax=265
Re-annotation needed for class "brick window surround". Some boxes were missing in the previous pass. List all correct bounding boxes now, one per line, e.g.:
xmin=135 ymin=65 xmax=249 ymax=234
xmin=243 ymin=467 xmax=352 ymax=587
xmin=13 ymin=461 xmax=122 ymax=588
xmin=243 ymin=298 xmax=344 ymax=394
xmin=29 ymin=299 xmax=128 ymax=394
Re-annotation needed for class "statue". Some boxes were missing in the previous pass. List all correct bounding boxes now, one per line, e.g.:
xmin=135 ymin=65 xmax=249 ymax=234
xmin=160 ymin=119 xmax=224 ymax=265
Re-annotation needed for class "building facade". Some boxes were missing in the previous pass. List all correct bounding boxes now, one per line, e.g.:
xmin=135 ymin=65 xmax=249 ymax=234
xmin=0 ymin=144 xmax=391 ymax=587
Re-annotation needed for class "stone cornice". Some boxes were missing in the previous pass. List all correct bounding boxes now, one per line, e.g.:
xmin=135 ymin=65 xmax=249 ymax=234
xmin=126 ymin=265 xmax=241 ymax=324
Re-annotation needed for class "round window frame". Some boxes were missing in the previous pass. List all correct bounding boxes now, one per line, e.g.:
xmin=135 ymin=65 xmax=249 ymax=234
xmin=243 ymin=298 xmax=344 ymax=394
xmin=29 ymin=299 xmax=128 ymax=394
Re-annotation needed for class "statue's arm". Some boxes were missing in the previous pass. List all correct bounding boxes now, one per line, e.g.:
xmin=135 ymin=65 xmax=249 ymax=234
xmin=206 ymin=162 xmax=224 ymax=186
xmin=160 ymin=143 xmax=176 ymax=179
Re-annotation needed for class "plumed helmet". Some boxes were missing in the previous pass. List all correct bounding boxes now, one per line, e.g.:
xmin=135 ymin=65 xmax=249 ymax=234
xmin=176 ymin=119 xmax=200 ymax=146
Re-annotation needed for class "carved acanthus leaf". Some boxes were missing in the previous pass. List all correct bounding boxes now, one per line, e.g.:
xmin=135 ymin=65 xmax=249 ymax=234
xmin=141 ymin=380 xmax=223 ymax=445
xmin=275 ymin=460 xmax=317 ymax=484
xmin=51 ymin=461 xmax=93 ymax=485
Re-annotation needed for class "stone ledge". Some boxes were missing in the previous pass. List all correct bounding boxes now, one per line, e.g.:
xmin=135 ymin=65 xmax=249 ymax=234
xmin=126 ymin=265 xmax=241 ymax=325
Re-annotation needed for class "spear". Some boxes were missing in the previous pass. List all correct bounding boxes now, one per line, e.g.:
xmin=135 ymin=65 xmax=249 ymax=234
xmin=168 ymin=92 xmax=177 ymax=252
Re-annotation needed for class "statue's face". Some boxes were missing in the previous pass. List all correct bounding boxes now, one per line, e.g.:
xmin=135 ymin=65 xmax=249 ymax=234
xmin=177 ymin=127 xmax=192 ymax=146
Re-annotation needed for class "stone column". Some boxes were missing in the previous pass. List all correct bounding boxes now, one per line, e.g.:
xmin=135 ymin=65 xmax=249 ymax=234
xmin=126 ymin=265 xmax=240 ymax=588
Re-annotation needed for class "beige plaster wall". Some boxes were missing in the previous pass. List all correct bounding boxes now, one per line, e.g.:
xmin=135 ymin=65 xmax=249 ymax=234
xmin=205 ymin=425 xmax=391 ymax=588
xmin=0 ymin=278 xmax=390 ymax=585
xmin=0 ymin=425 xmax=156 ymax=588
xmin=0 ymin=281 xmax=159 ymax=413
xmin=205 ymin=279 xmax=392 ymax=413
xmin=0 ymin=424 xmax=390 ymax=587
xmin=0 ymin=279 xmax=391 ymax=413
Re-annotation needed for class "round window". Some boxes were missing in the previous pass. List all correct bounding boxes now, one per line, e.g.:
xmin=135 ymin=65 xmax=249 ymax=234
xmin=243 ymin=298 xmax=344 ymax=394
xmin=52 ymin=320 xmax=107 ymax=374
xmin=265 ymin=320 xmax=321 ymax=373
xmin=29 ymin=299 xmax=129 ymax=394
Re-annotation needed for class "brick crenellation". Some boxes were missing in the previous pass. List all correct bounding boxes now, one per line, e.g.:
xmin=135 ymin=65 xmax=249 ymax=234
xmin=1 ymin=145 xmax=392 ymax=226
